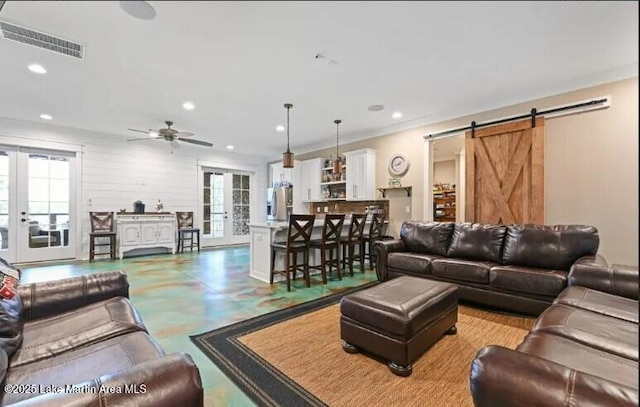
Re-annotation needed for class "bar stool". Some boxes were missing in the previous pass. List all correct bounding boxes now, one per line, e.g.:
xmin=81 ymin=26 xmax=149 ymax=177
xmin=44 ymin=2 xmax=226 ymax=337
xmin=362 ymin=213 xmax=394 ymax=270
xmin=340 ymin=213 xmax=367 ymax=276
xmin=270 ymin=214 xmax=315 ymax=291
xmin=89 ymin=212 xmax=116 ymax=262
xmin=309 ymin=213 xmax=345 ymax=283
xmin=176 ymin=212 xmax=200 ymax=253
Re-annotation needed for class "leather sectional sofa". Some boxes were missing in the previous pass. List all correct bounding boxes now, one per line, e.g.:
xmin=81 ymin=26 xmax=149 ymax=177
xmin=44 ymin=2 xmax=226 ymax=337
xmin=0 ymin=260 xmax=203 ymax=406
xmin=470 ymin=263 xmax=639 ymax=406
xmin=374 ymin=221 xmax=600 ymax=315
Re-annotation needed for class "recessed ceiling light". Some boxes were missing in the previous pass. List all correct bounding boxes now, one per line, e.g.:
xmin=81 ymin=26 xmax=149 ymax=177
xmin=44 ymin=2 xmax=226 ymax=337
xmin=226 ymin=145 xmax=235 ymax=150
xmin=368 ymin=104 xmax=384 ymax=112
xmin=39 ymin=114 xmax=52 ymax=120
xmin=182 ymin=101 xmax=195 ymax=111
xmin=28 ymin=64 xmax=47 ymax=74
xmin=275 ymin=125 xmax=285 ymax=132
xmin=392 ymin=112 xmax=403 ymax=119
xmin=120 ymin=1 xmax=157 ymax=20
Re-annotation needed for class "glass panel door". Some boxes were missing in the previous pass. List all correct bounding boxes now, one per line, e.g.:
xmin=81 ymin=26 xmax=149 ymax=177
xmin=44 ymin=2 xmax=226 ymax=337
xmin=0 ymin=151 xmax=11 ymax=258
xmin=17 ymin=150 xmax=75 ymax=262
xmin=202 ymin=169 xmax=251 ymax=246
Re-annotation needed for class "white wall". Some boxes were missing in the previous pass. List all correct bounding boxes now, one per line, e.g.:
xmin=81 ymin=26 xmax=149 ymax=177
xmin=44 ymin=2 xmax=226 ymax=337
xmin=434 ymin=160 xmax=456 ymax=186
xmin=0 ymin=117 xmax=268 ymax=260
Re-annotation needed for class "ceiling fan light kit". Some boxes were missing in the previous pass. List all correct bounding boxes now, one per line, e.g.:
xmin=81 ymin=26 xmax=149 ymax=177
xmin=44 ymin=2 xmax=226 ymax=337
xmin=282 ymin=103 xmax=294 ymax=168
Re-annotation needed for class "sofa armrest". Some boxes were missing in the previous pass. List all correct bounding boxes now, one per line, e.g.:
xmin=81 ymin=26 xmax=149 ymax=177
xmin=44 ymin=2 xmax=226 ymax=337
xmin=9 ymin=353 xmax=203 ymax=407
xmin=18 ymin=271 xmax=130 ymax=321
xmin=372 ymin=239 xmax=406 ymax=281
xmin=569 ymin=256 xmax=639 ymax=300
xmin=470 ymin=345 xmax=639 ymax=407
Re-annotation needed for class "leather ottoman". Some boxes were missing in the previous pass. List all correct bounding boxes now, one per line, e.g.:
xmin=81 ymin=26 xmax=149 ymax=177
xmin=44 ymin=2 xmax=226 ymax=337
xmin=340 ymin=276 xmax=458 ymax=376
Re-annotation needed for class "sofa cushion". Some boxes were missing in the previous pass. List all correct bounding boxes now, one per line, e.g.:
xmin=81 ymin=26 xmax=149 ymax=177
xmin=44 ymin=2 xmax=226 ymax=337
xmin=10 ymin=296 xmax=148 ymax=367
xmin=400 ymin=221 xmax=454 ymax=256
xmin=431 ymin=258 xmax=495 ymax=284
xmin=387 ymin=252 xmax=441 ymax=275
xmin=0 ymin=257 xmax=23 ymax=358
xmin=490 ymin=266 xmax=567 ymax=297
xmin=502 ymin=224 xmax=599 ymax=270
xmin=3 ymin=331 xmax=165 ymax=405
xmin=446 ymin=223 xmax=507 ymax=263
xmin=516 ymin=332 xmax=639 ymax=390
xmin=554 ymin=286 xmax=639 ymax=324
xmin=532 ymin=304 xmax=638 ymax=361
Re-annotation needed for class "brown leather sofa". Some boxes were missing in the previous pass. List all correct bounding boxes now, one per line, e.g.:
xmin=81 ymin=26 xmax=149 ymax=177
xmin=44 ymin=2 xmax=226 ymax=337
xmin=470 ymin=263 xmax=639 ymax=406
xmin=374 ymin=221 xmax=600 ymax=315
xmin=0 ymin=262 xmax=203 ymax=406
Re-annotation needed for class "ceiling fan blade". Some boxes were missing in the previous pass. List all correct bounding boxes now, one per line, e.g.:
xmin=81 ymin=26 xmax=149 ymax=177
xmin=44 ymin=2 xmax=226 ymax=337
xmin=175 ymin=131 xmax=194 ymax=138
xmin=127 ymin=128 xmax=152 ymax=134
xmin=127 ymin=136 xmax=162 ymax=141
xmin=180 ymin=138 xmax=213 ymax=147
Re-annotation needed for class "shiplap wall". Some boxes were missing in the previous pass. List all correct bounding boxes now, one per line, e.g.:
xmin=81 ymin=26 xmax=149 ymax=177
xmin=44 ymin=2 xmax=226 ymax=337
xmin=0 ymin=117 xmax=268 ymax=260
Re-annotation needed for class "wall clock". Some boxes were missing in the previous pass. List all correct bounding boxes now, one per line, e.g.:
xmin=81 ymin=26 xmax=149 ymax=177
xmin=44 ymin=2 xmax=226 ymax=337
xmin=388 ymin=153 xmax=410 ymax=177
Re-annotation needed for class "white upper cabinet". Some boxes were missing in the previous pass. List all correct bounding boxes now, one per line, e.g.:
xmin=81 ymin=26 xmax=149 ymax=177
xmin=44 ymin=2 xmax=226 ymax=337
xmin=344 ymin=148 xmax=376 ymax=200
xmin=269 ymin=162 xmax=295 ymax=186
xmin=300 ymin=158 xmax=322 ymax=201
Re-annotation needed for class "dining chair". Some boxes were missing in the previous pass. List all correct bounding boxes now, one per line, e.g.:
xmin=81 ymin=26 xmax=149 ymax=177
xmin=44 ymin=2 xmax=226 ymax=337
xmin=89 ymin=212 xmax=116 ymax=261
xmin=176 ymin=212 xmax=200 ymax=253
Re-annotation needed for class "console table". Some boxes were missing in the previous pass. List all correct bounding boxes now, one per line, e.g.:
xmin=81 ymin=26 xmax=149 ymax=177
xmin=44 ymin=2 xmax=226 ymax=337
xmin=116 ymin=213 xmax=176 ymax=259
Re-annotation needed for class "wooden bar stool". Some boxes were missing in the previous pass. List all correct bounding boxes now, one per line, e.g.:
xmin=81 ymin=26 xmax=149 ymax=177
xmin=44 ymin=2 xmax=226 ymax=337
xmin=176 ymin=212 xmax=200 ymax=253
xmin=340 ymin=213 xmax=367 ymax=276
xmin=89 ymin=212 xmax=116 ymax=262
xmin=270 ymin=214 xmax=315 ymax=291
xmin=362 ymin=213 xmax=394 ymax=270
xmin=309 ymin=213 xmax=345 ymax=283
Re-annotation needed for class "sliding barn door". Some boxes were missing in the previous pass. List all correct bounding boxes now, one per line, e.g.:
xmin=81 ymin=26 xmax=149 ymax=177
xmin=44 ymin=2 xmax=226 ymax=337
xmin=465 ymin=118 xmax=544 ymax=224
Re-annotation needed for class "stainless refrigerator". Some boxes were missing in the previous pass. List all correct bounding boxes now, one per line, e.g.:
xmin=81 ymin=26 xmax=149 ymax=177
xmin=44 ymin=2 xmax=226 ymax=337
xmin=267 ymin=186 xmax=293 ymax=220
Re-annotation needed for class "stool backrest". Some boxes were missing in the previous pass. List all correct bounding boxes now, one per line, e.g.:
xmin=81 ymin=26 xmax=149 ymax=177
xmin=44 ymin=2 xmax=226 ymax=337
xmin=176 ymin=212 xmax=195 ymax=228
xmin=90 ymin=212 xmax=114 ymax=232
xmin=368 ymin=213 xmax=386 ymax=240
xmin=321 ymin=214 xmax=345 ymax=245
xmin=287 ymin=214 xmax=316 ymax=246
xmin=347 ymin=213 xmax=367 ymax=241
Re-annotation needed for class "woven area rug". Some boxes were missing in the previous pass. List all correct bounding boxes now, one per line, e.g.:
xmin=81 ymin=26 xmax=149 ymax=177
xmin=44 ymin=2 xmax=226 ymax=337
xmin=191 ymin=284 xmax=535 ymax=407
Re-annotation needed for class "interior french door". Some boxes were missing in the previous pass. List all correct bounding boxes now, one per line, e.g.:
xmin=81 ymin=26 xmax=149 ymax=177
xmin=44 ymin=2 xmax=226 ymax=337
xmin=201 ymin=169 xmax=251 ymax=246
xmin=0 ymin=146 xmax=76 ymax=263
xmin=465 ymin=118 xmax=544 ymax=224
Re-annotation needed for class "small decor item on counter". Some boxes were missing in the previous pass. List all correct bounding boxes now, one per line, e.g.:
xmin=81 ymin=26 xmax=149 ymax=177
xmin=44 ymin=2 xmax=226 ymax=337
xmin=133 ymin=200 xmax=145 ymax=214
xmin=339 ymin=191 xmax=346 ymax=198
xmin=119 ymin=208 xmax=126 ymax=214
xmin=155 ymin=199 xmax=164 ymax=212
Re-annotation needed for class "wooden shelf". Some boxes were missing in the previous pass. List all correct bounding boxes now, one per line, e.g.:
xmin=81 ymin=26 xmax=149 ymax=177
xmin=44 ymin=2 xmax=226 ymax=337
xmin=321 ymin=181 xmax=346 ymax=186
xmin=377 ymin=186 xmax=412 ymax=197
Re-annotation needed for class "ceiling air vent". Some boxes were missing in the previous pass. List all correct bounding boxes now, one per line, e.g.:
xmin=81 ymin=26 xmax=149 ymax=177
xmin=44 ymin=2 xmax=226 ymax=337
xmin=0 ymin=20 xmax=84 ymax=59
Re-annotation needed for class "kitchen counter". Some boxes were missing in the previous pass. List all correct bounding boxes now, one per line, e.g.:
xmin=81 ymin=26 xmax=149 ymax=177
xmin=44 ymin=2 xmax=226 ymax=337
xmin=248 ymin=215 xmax=386 ymax=283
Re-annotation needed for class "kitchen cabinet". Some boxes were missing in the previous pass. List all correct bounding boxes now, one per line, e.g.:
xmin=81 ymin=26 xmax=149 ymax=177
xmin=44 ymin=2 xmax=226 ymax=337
xmin=344 ymin=148 xmax=376 ymax=200
xmin=117 ymin=214 xmax=176 ymax=259
xmin=300 ymin=158 xmax=322 ymax=201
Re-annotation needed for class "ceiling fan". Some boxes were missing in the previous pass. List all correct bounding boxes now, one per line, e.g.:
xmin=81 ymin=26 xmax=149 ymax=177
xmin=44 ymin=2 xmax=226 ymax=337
xmin=127 ymin=121 xmax=213 ymax=147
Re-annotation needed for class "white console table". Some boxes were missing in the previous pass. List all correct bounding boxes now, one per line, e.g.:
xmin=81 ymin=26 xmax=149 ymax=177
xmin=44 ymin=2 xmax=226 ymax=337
xmin=116 ymin=213 xmax=176 ymax=259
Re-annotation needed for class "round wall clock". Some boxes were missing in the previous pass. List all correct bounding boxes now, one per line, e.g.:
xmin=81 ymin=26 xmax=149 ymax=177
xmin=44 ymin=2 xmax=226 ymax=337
xmin=388 ymin=153 xmax=410 ymax=177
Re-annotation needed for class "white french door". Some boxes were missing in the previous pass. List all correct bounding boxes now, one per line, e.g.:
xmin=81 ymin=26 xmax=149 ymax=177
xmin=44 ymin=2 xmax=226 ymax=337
xmin=201 ymin=169 xmax=251 ymax=246
xmin=0 ymin=146 xmax=76 ymax=263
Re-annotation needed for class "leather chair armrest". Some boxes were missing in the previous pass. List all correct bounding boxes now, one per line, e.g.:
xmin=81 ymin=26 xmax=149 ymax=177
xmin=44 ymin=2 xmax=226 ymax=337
xmin=569 ymin=255 xmax=639 ymax=300
xmin=18 ymin=271 xmax=130 ymax=321
xmin=470 ymin=345 xmax=639 ymax=407
xmin=372 ymin=239 xmax=406 ymax=281
xmin=8 ymin=353 xmax=203 ymax=407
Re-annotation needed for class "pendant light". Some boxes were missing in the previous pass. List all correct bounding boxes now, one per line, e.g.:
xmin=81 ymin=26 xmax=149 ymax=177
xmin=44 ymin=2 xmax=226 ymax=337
xmin=332 ymin=119 xmax=342 ymax=175
xmin=282 ymin=103 xmax=294 ymax=168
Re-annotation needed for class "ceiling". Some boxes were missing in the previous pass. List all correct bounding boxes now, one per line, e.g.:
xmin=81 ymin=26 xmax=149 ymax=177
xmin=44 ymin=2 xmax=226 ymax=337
xmin=0 ymin=1 xmax=637 ymax=159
